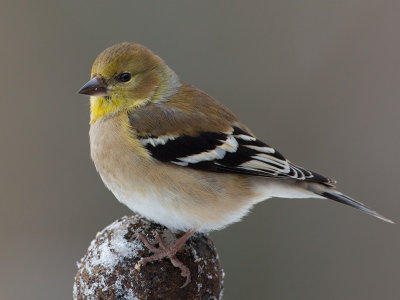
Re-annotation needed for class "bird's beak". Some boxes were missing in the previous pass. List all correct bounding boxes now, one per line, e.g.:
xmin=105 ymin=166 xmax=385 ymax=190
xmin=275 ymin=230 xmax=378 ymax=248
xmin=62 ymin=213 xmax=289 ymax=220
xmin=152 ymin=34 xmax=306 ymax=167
xmin=78 ymin=76 xmax=108 ymax=96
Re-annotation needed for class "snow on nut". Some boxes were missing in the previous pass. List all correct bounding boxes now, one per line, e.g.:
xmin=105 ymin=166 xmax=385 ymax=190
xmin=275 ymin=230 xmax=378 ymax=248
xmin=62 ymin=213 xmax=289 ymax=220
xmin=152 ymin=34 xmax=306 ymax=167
xmin=73 ymin=215 xmax=224 ymax=300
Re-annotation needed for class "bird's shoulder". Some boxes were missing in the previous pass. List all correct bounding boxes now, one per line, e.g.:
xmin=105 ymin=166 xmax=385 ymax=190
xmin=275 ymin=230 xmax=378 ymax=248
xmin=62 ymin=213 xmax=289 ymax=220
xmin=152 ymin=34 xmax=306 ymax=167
xmin=128 ymin=82 xmax=250 ymax=136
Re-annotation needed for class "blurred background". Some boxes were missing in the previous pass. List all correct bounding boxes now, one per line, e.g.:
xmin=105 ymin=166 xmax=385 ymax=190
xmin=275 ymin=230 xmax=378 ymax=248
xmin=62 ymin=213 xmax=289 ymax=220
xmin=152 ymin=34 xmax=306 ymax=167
xmin=1 ymin=1 xmax=399 ymax=299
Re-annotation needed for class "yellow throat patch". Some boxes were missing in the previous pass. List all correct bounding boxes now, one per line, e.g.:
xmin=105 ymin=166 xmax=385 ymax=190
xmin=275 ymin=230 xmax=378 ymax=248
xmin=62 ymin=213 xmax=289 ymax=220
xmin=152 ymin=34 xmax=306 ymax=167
xmin=90 ymin=96 xmax=127 ymax=124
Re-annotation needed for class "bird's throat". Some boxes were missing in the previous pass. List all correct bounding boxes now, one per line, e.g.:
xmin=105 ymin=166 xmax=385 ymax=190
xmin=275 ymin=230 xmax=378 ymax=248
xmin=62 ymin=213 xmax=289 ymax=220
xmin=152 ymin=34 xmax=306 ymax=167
xmin=90 ymin=96 xmax=126 ymax=124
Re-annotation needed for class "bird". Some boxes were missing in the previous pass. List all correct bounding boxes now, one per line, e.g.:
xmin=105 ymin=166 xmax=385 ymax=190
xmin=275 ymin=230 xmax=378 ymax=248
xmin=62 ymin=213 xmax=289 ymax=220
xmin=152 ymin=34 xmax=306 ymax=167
xmin=78 ymin=42 xmax=393 ymax=287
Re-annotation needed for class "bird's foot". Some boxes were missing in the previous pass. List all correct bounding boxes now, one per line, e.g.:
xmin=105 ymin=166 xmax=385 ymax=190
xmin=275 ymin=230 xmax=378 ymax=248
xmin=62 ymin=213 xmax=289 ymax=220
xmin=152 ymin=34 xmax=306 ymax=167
xmin=135 ymin=230 xmax=195 ymax=288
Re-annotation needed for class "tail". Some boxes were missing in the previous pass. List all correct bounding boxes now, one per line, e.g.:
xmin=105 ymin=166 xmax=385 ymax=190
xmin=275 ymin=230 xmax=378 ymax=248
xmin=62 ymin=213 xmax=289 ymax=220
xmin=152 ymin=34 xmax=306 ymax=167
xmin=307 ymin=183 xmax=394 ymax=224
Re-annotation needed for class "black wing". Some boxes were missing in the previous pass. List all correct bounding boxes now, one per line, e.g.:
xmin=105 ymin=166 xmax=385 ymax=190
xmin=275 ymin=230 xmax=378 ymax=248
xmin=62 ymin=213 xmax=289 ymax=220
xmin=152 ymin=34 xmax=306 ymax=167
xmin=138 ymin=126 xmax=336 ymax=187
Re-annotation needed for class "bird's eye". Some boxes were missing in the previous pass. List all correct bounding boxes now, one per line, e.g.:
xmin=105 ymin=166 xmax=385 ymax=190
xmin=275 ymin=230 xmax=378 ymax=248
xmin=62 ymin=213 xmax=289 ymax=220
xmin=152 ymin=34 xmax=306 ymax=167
xmin=118 ymin=72 xmax=132 ymax=82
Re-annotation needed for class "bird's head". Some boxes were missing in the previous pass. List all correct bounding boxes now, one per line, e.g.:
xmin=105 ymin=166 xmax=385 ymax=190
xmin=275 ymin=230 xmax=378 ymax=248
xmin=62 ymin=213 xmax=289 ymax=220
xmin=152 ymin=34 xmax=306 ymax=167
xmin=78 ymin=42 xmax=180 ymax=124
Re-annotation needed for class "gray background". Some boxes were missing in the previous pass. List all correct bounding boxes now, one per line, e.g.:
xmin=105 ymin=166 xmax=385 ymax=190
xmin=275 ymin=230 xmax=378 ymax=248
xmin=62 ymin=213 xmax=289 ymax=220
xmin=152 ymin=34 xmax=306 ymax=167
xmin=0 ymin=1 xmax=399 ymax=299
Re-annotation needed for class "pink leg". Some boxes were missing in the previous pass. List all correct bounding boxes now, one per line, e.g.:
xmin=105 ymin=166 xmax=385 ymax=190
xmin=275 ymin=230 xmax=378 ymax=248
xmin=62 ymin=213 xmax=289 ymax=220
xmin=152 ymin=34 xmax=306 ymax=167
xmin=135 ymin=230 xmax=195 ymax=288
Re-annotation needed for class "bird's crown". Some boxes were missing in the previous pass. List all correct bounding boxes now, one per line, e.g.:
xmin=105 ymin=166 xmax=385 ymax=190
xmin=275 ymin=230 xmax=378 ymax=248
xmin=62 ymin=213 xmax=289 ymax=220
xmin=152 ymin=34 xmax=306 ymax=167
xmin=91 ymin=42 xmax=161 ymax=79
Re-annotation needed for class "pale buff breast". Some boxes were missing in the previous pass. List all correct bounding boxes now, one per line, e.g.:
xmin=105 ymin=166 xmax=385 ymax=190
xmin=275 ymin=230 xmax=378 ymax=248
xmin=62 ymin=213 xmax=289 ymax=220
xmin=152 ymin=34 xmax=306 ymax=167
xmin=89 ymin=112 xmax=263 ymax=232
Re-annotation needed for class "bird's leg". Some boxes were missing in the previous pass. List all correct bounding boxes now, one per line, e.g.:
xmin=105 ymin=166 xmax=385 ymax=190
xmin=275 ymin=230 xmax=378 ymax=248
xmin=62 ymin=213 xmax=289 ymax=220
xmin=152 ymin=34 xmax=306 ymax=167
xmin=135 ymin=230 xmax=195 ymax=288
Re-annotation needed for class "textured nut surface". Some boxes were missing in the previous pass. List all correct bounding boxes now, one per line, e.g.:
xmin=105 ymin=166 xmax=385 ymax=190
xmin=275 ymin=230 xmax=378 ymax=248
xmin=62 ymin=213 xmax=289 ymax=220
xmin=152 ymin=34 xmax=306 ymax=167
xmin=73 ymin=215 xmax=224 ymax=300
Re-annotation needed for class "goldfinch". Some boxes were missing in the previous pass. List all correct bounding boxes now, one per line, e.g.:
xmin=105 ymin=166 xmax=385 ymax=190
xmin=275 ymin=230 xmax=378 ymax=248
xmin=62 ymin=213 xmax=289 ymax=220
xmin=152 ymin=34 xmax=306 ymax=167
xmin=78 ymin=42 xmax=393 ymax=287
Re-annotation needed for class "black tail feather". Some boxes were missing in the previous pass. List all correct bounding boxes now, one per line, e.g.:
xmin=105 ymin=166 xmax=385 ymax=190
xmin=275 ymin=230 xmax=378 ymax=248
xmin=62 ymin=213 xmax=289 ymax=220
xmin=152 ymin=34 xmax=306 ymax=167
xmin=308 ymin=184 xmax=394 ymax=224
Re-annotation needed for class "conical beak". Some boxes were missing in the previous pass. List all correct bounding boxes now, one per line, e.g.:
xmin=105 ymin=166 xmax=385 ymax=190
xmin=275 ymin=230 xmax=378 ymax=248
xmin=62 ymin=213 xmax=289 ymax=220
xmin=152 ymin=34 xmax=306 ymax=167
xmin=78 ymin=76 xmax=108 ymax=96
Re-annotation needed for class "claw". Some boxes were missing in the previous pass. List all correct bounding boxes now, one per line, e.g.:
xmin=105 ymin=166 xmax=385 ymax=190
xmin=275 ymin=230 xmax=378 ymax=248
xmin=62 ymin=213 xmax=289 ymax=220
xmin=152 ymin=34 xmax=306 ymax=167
xmin=171 ymin=255 xmax=191 ymax=287
xmin=134 ymin=230 xmax=195 ymax=288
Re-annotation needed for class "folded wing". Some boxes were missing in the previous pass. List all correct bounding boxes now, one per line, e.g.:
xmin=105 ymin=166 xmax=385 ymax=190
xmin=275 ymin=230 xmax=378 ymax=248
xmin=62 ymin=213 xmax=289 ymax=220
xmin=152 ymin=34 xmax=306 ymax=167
xmin=138 ymin=125 xmax=336 ymax=187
